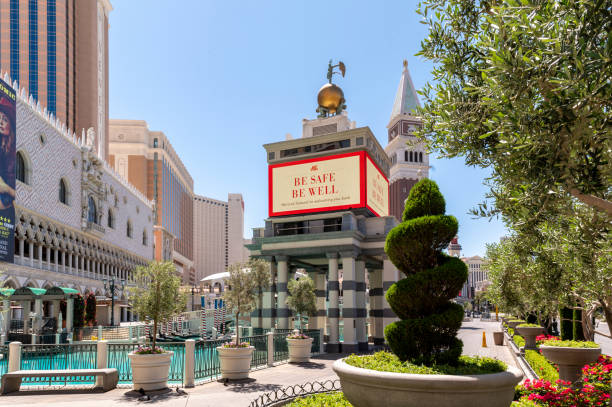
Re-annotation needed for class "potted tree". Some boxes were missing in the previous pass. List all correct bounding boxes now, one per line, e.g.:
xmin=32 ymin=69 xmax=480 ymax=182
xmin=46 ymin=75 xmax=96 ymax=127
xmin=332 ymin=179 xmax=522 ymax=407
xmin=217 ymin=261 xmax=257 ymax=380
xmin=250 ymin=259 xmax=271 ymax=333
xmin=286 ymin=275 xmax=317 ymax=363
xmin=128 ymin=261 xmax=186 ymax=391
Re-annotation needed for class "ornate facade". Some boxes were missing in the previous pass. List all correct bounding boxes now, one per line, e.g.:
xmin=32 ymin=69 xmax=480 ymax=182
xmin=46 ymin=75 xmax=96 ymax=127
xmin=1 ymin=73 xmax=154 ymax=324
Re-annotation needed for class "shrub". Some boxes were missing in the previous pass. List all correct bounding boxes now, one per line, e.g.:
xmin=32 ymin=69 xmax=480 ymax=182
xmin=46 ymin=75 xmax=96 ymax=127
xmin=559 ymin=307 xmax=573 ymax=340
xmin=513 ymin=335 xmax=525 ymax=349
xmin=524 ymin=350 xmax=559 ymax=383
xmin=287 ymin=392 xmax=352 ymax=407
xmin=535 ymin=335 xmax=560 ymax=345
xmin=540 ymin=340 xmax=599 ymax=348
xmin=581 ymin=354 xmax=612 ymax=394
xmin=84 ymin=293 xmax=97 ymax=326
xmin=517 ymin=323 xmax=541 ymax=328
xmin=384 ymin=179 xmax=467 ymax=365
xmin=344 ymin=351 xmax=506 ymax=375
xmin=508 ymin=328 xmax=515 ymax=337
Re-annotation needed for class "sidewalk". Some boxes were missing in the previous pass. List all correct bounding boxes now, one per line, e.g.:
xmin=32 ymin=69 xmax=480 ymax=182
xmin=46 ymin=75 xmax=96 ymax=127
xmin=0 ymin=321 xmax=519 ymax=407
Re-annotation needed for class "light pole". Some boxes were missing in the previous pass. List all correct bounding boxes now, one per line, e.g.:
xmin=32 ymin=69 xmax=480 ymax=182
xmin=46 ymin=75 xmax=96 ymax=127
xmin=103 ymin=277 xmax=125 ymax=326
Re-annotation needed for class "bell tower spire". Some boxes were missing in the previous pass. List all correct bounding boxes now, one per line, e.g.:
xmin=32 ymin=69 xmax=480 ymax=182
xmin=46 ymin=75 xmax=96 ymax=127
xmin=384 ymin=60 xmax=430 ymax=221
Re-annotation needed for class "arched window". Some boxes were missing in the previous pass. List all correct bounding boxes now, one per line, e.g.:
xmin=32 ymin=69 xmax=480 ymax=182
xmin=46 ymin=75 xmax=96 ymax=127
xmin=16 ymin=151 xmax=27 ymax=183
xmin=404 ymin=151 xmax=408 ymax=162
xmin=87 ymin=197 xmax=97 ymax=224
xmin=142 ymin=230 xmax=147 ymax=246
xmin=419 ymin=152 xmax=423 ymax=163
xmin=126 ymin=220 xmax=133 ymax=238
xmin=59 ymin=179 xmax=68 ymax=204
xmin=107 ymin=209 xmax=114 ymax=228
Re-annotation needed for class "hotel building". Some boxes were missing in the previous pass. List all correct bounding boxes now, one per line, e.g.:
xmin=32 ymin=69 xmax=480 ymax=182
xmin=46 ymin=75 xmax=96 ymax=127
xmin=0 ymin=0 xmax=111 ymax=159
xmin=108 ymin=120 xmax=196 ymax=285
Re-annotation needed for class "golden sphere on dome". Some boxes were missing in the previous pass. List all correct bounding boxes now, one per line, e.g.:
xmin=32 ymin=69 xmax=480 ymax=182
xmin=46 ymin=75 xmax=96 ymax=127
xmin=317 ymin=83 xmax=344 ymax=114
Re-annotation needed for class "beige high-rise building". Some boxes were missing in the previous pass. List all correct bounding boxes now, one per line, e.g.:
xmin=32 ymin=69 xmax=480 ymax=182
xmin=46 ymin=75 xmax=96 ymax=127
xmin=0 ymin=0 xmax=111 ymax=159
xmin=108 ymin=119 xmax=195 ymax=284
xmin=193 ymin=193 xmax=248 ymax=281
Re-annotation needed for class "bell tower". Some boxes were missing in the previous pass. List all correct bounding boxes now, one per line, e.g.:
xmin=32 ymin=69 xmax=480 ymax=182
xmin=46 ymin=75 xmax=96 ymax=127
xmin=385 ymin=60 xmax=429 ymax=220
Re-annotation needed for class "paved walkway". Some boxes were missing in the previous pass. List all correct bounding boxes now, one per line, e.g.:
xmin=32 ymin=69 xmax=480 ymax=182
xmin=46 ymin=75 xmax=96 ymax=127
xmin=0 ymin=320 xmax=518 ymax=407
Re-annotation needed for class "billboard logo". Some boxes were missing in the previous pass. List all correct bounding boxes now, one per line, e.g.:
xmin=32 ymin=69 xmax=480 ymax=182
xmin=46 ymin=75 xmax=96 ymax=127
xmin=310 ymin=165 xmax=318 ymax=171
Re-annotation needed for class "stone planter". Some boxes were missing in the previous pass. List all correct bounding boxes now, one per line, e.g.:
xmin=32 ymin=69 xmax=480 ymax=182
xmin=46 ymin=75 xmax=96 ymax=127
xmin=506 ymin=320 xmax=525 ymax=330
xmin=287 ymin=337 xmax=313 ymax=363
xmin=332 ymin=358 xmax=523 ymax=407
xmin=128 ymin=351 xmax=173 ymax=391
xmin=515 ymin=326 xmax=545 ymax=350
xmin=493 ymin=331 xmax=504 ymax=346
xmin=540 ymin=345 xmax=601 ymax=384
xmin=217 ymin=346 xmax=254 ymax=380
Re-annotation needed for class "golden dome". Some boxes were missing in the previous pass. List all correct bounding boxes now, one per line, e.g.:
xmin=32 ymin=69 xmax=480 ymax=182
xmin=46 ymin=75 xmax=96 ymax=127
xmin=317 ymin=83 xmax=344 ymax=114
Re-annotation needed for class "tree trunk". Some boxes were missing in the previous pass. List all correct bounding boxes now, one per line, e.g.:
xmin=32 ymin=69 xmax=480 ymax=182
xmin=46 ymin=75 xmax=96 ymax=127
xmin=152 ymin=319 xmax=157 ymax=351
xmin=600 ymin=299 xmax=612 ymax=339
xmin=235 ymin=314 xmax=240 ymax=346
xmin=569 ymin=188 xmax=612 ymax=217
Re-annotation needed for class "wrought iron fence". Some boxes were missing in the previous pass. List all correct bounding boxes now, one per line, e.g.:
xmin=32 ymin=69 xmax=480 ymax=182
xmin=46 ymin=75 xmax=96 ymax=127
xmin=194 ymin=338 xmax=230 ymax=381
xmin=159 ymin=342 xmax=185 ymax=383
xmin=242 ymin=335 xmax=268 ymax=368
xmin=303 ymin=329 xmax=321 ymax=354
xmin=20 ymin=343 xmax=97 ymax=385
xmin=249 ymin=380 xmax=342 ymax=407
xmin=272 ymin=333 xmax=289 ymax=362
xmin=107 ymin=342 xmax=139 ymax=382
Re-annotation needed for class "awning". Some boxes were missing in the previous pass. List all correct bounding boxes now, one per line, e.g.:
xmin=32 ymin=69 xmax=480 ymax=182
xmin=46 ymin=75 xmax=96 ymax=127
xmin=0 ymin=288 xmax=15 ymax=298
xmin=9 ymin=287 xmax=47 ymax=300
xmin=43 ymin=286 xmax=80 ymax=299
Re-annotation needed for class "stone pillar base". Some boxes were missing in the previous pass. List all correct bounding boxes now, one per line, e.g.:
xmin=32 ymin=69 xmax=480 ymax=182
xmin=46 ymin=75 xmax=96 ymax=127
xmin=325 ymin=342 xmax=340 ymax=353
xmin=373 ymin=337 xmax=385 ymax=346
xmin=358 ymin=342 xmax=369 ymax=352
xmin=342 ymin=343 xmax=358 ymax=354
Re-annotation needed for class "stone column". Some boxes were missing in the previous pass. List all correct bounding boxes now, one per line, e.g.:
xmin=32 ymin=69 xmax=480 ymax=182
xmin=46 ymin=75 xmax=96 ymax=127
xmin=29 ymin=242 xmax=34 ymax=267
xmin=33 ymin=299 xmax=43 ymax=334
xmin=74 ymin=254 xmax=79 ymax=276
xmin=382 ymin=255 xmax=399 ymax=328
xmin=45 ymin=245 xmax=51 ymax=269
xmin=326 ymin=253 xmax=340 ymax=353
xmin=54 ymin=248 xmax=59 ymax=272
xmin=355 ymin=258 xmax=368 ymax=351
xmin=66 ymin=298 xmax=74 ymax=336
xmin=22 ymin=301 xmax=31 ymax=335
xmin=368 ymin=268 xmax=385 ymax=345
xmin=262 ymin=258 xmax=276 ymax=329
xmin=276 ymin=256 xmax=289 ymax=329
xmin=341 ymin=250 xmax=358 ymax=354
xmin=312 ymin=272 xmax=327 ymax=331
xmin=18 ymin=238 xmax=24 ymax=259
xmin=2 ymin=299 xmax=10 ymax=342
xmin=66 ymin=252 xmax=71 ymax=274
xmin=37 ymin=245 xmax=43 ymax=269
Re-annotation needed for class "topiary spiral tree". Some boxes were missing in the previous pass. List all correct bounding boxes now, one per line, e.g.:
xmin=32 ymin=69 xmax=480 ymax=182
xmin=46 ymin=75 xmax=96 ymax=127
xmin=384 ymin=179 xmax=468 ymax=365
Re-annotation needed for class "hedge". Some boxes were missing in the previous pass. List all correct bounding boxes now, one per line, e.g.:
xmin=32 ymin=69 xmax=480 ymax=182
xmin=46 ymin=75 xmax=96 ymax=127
xmin=513 ymin=334 xmax=525 ymax=348
xmin=524 ymin=350 xmax=559 ymax=383
xmin=559 ymin=307 xmax=573 ymax=340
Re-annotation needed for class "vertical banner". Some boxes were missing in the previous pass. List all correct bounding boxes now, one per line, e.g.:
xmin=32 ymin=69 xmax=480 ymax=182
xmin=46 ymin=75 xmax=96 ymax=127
xmin=0 ymin=78 xmax=16 ymax=264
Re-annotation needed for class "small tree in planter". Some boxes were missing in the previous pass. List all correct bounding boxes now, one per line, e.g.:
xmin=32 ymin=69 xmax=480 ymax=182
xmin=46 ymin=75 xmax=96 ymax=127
xmin=285 ymin=275 xmax=317 ymax=362
xmin=249 ymin=259 xmax=271 ymax=331
xmin=127 ymin=261 xmax=186 ymax=391
xmin=218 ymin=261 xmax=257 ymax=380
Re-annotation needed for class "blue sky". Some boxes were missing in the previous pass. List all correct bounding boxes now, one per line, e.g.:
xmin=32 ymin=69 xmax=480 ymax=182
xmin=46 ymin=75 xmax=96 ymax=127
xmin=108 ymin=0 xmax=506 ymax=257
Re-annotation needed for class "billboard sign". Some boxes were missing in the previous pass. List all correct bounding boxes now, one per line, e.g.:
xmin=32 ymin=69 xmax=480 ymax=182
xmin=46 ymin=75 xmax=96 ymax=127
xmin=0 ymin=78 xmax=16 ymax=263
xmin=269 ymin=151 xmax=388 ymax=217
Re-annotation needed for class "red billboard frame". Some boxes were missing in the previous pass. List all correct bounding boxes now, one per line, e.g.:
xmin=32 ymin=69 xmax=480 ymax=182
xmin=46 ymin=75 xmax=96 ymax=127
xmin=364 ymin=153 xmax=390 ymax=217
xmin=268 ymin=150 xmax=388 ymax=217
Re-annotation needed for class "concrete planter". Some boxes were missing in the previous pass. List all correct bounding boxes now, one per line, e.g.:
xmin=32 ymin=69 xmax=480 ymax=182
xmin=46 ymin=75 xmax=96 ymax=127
xmin=332 ymin=358 xmax=523 ymax=407
xmin=287 ymin=337 xmax=313 ymax=363
xmin=515 ymin=326 xmax=545 ymax=350
xmin=217 ymin=346 xmax=254 ymax=380
xmin=540 ymin=345 xmax=601 ymax=384
xmin=506 ymin=320 xmax=525 ymax=330
xmin=128 ymin=351 xmax=173 ymax=391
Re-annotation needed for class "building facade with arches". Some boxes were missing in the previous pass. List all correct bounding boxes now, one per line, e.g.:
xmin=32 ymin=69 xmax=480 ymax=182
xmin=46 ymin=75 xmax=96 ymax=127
xmin=0 ymin=73 xmax=154 ymax=324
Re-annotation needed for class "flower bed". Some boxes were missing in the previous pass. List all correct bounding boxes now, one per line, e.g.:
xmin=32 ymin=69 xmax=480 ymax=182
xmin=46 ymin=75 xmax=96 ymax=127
xmin=540 ymin=340 xmax=599 ymax=348
xmin=524 ymin=350 xmax=559 ymax=383
xmin=344 ymin=351 xmax=506 ymax=375
xmin=133 ymin=345 xmax=166 ymax=354
xmin=513 ymin=354 xmax=611 ymax=406
xmin=287 ymin=333 xmax=310 ymax=340
xmin=222 ymin=342 xmax=250 ymax=348
xmin=535 ymin=335 xmax=560 ymax=346
xmin=517 ymin=323 xmax=541 ymax=328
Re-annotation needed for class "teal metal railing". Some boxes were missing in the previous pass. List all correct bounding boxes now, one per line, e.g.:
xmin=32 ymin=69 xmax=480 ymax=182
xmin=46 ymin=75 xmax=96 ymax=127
xmin=194 ymin=339 xmax=229 ymax=381
xmin=20 ymin=343 xmax=97 ymax=385
xmin=242 ymin=335 xmax=268 ymax=368
xmin=272 ymin=333 xmax=289 ymax=362
xmin=303 ymin=329 xmax=321 ymax=354
xmin=107 ymin=343 xmax=139 ymax=383
xmin=0 ymin=345 xmax=8 ymax=378
xmin=159 ymin=342 xmax=185 ymax=383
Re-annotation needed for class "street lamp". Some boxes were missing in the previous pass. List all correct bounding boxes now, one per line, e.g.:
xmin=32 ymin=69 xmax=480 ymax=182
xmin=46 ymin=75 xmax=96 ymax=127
xmin=103 ymin=277 xmax=125 ymax=326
